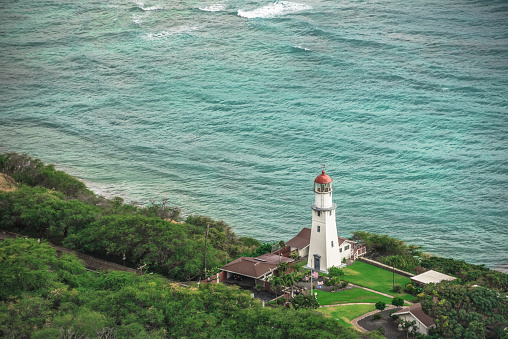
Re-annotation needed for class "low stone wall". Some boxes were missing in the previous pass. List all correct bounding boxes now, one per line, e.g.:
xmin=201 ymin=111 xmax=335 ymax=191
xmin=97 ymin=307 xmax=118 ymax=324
xmin=358 ymin=257 xmax=414 ymax=278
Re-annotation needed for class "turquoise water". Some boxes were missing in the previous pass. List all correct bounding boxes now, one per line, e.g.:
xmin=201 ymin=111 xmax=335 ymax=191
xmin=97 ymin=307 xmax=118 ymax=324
xmin=1 ymin=0 xmax=507 ymax=268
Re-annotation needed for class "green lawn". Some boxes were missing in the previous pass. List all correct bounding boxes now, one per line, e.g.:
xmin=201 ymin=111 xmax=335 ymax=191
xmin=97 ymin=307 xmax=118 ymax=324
xmin=316 ymin=288 xmax=393 ymax=306
xmin=341 ymin=261 xmax=414 ymax=301
xmin=318 ymin=304 xmax=376 ymax=329
xmin=293 ymin=260 xmax=307 ymax=270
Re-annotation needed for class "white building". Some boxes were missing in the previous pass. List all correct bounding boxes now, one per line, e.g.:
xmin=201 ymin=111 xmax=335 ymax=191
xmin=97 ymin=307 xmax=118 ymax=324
xmin=306 ymin=170 xmax=342 ymax=272
xmin=392 ymin=303 xmax=436 ymax=336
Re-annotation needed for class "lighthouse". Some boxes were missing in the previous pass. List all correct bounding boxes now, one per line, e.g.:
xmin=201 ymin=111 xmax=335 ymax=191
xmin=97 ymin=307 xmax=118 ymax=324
xmin=306 ymin=168 xmax=341 ymax=272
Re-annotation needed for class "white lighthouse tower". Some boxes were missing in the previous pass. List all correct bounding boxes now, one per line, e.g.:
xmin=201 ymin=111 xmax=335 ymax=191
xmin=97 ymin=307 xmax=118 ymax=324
xmin=306 ymin=168 xmax=341 ymax=272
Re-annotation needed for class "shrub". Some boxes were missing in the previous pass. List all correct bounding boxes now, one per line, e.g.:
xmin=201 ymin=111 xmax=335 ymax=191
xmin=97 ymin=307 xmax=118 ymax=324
xmin=341 ymin=281 xmax=349 ymax=288
xmin=325 ymin=276 xmax=340 ymax=286
xmin=277 ymin=297 xmax=287 ymax=305
xmin=405 ymin=283 xmax=414 ymax=293
xmin=392 ymin=297 xmax=404 ymax=307
xmin=393 ymin=284 xmax=402 ymax=293
xmin=371 ymin=313 xmax=383 ymax=321
xmin=328 ymin=266 xmax=345 ymax=278
xmin=375 ymin=301 xmax=386 ymax=311
xmin=377 ymin=326 xmax=386 ymax=335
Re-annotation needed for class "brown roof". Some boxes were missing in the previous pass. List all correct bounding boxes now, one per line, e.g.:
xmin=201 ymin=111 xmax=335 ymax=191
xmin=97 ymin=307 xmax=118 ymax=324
xmin=220 ymin=254 xmax=293 ymax=279
xmin=393 ymin=303 xmax=435 ymax=328
xmin=286 ymin=228 xmax=311 ymax=249
xmin=255 ymin=253 xmax=294 ymax=264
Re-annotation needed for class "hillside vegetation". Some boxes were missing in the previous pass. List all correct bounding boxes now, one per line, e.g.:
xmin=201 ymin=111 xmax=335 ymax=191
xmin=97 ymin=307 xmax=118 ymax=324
xmin=0 ymin=153 xmax=264 ymax=281
xmin=0 ymin=237 xmax=363 ymax=338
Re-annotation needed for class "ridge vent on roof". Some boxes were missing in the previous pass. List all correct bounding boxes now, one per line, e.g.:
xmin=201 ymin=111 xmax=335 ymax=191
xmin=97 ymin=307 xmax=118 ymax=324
xmin=254 ymin=258 xmax=266 ymax=262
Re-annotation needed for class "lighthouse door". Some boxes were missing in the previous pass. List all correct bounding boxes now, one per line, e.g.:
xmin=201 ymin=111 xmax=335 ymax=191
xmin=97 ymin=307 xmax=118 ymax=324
xmin=314 ymin=254 xmax=321 ymax=271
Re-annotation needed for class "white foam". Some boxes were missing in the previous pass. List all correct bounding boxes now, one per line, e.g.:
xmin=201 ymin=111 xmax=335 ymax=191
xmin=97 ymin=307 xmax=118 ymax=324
xmin=294 ymin=45 xmax=310 ymax=51
xmin=132 ymin=14 xmax=143 ymax=24
xmin=238 ymin=1 xmax=311 ymax=19
xmin=142 ymin=25 xmax=198 ymax=40
xmin=136 ymin=2 xmax=164 ymax=11
xmin=199 ymin=4 xmax=226 ymax=12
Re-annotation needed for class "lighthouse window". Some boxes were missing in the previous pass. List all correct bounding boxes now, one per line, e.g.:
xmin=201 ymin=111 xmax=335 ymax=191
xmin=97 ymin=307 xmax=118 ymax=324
xmin=317 ymin=211 xmax=321 ymax=217
xmin=331 ymin=241 xmax=334 ymax=247
xmin=317 ymin=226 xmax=320 ymax=232
xmin=329 ymin=211 xmax=332 ymax=216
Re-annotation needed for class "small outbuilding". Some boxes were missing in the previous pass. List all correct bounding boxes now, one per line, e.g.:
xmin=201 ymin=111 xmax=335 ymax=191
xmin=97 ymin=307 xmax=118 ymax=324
xmin=392 ymin=303 xmax=436 ymax=335
xmin=410 ymin=270 xmax=456 ymax=286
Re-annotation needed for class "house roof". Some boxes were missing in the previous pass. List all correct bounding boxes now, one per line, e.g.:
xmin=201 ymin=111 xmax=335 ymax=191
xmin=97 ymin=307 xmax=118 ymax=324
xmin=338 ymin=237 xmax=348 ymax=246
xmin=220 ymin=253 xmax=293 ymax=279
xmin=393 ymin=303 xmax=435 ymax=328
xmin=411 ymin=270 xmax=456 ymax=285
xmin=286 ymin=228 xmax=311 ymax=249
xmin=255 ymin=253 xmax=294 ymax=264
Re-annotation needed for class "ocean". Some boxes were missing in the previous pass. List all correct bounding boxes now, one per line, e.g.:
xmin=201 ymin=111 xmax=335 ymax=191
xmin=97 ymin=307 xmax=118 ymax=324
xmin=1 ymin=0 xmax=507 ymax=269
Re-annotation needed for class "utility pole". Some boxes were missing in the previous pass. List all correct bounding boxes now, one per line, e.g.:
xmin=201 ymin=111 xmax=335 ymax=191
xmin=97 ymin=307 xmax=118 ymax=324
xmin=204 ymin=222 xmax=210 ymax=279
xmin=310 ymin=258 xmax=313 ymax=296
xmin=392 ymin=262 xmax=395 ymax=290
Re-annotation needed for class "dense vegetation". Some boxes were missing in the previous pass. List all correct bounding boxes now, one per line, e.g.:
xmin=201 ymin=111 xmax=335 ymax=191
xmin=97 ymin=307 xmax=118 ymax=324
xmin=2 ymin=152 xmax=507 ymax=338
xmin=352 ymin=231 xmax=508 ymax=291
xmin=0 ymin=237 xmax=363 ymax=338
xmin=353 ymin=231 xmax=508 ymax=338
xmin=421 ymin=282 xmax=508 ymax=339
xmin=0 ymin=153 xmax=265 ymax=281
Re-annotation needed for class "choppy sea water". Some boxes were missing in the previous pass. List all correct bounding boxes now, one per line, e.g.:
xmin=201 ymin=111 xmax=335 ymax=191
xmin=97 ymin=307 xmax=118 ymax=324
xmin=1 ymin=0 xmax=507 ymax=269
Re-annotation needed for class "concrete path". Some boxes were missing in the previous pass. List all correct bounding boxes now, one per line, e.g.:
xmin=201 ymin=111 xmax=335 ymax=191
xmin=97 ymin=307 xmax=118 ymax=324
xmin=350 ymin=283 xmax=413 ymax=305
xmin=320 ymin=302 xmax=376 ymax=308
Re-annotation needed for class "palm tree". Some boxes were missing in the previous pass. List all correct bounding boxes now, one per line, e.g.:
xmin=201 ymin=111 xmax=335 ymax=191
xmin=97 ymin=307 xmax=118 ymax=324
xmin=269 ymin=276 xmax=282 ymax=298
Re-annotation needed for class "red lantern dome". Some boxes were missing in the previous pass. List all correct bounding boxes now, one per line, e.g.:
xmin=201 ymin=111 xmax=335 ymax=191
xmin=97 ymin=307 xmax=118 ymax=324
xmin=314 ymin=170 xmax=332 ymax=184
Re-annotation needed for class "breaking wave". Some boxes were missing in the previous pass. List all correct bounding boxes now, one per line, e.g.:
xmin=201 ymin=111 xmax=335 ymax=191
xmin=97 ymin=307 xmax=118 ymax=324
xmin=199 ymin=4 xmax=226 ymax=12
xmin=238 ymin=1 xmax=311 ymax=18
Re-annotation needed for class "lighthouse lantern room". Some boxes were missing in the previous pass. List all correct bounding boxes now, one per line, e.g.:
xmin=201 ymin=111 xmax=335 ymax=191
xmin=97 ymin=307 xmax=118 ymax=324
xmin=306 ymin=168 xmax=341 ymax=272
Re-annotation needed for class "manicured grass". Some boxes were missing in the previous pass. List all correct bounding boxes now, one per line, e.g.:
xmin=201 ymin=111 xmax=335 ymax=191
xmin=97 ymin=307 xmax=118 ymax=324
xmin=341 ymin=261 xmax=415 ymax=301
xmin=316 ymin=288 xmax=393 ymax=306
xmin=318 ymin=304 xmax=376 ymax=328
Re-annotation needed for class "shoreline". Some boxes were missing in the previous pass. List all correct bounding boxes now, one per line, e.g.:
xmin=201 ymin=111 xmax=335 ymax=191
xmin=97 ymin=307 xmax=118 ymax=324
xmin=0 ymin=151 xmax=506 ymax=271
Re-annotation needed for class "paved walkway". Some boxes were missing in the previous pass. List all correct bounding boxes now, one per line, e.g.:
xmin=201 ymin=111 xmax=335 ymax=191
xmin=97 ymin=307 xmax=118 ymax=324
xmin=320 ymin=302 xmax=377 ymax=308
xmin=350 ymin=283 xmax=413 ymax=305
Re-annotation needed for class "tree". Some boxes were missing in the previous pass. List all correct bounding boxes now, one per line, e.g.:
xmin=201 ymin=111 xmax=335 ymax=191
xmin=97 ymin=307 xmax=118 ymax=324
xmin=375 ymin=301 xmax=386 ymax=311
xmin=277 ymin=261 xmax=291 ymax=275
xmin=291 ymin=294 xmax=319 ymax=310
xmin=270 ymin=276 xmax=283 ymax=298
xmin=392 ymin=297 xmax=404 ymax=307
